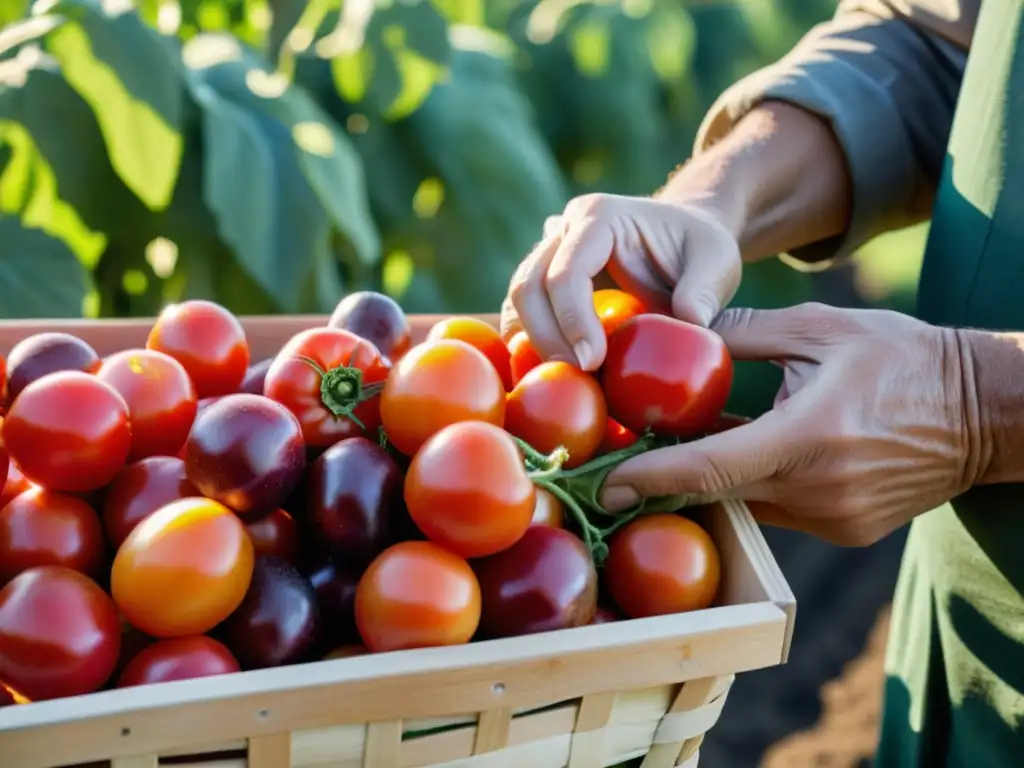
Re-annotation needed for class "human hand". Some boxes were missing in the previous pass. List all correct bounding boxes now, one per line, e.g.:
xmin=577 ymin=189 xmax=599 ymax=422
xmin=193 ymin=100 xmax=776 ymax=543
xmin=601 ymin=303 xmax=978 ymax=546
xmin=500 ymin=193 xmax=741 ymax=371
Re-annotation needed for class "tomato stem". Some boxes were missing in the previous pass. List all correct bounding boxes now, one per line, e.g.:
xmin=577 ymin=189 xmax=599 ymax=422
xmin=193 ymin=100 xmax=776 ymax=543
xmin=295 ymin=354 xmax=385 ymax=431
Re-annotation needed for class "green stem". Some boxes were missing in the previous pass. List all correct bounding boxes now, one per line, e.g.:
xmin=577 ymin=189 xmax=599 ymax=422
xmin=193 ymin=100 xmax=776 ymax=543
xmin=295 ymin=354 xmax=385 ymax=430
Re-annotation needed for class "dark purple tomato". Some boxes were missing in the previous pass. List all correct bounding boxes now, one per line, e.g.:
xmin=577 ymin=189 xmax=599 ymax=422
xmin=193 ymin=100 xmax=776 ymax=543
xmin=244 ymin=508 xmax=301 ymax=564
xmin=5 ymin=333 xmax=100 ymax=405
xmin=240 ymin=359 xmax=273 ymax=395
xmin=328 ymin=291 xmax=411 ymax=363
xmin=219 ymin=557 xmax=321 ymax=669
xmin=184 ymin=394 xmax=306 ymax=519
xmin=474 ymin=526 xmax=597 ymax=639
xmin=307 ymin=437 xmax=401 ymax=565
xmin=102 ymin=457 xmax=199 ymax=549
xmin=301 ymin=555 xmax=360 ymax=647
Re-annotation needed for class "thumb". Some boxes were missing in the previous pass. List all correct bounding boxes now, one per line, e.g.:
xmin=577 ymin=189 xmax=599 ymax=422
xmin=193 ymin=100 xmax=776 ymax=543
xmin=710 ymin=303 xmax=835 ymax=360
xmin=670 ymin=227 xmax=741 ymax=327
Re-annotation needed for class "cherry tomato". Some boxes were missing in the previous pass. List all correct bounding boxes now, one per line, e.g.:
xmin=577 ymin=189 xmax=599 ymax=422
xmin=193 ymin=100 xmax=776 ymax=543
xmin=0 ymin=460 xmax=31 ymax=510
xmin=147 ymin=300 xmax=250 ymax=398
xmin=0 ymin=680 xmax=28 ymax=706
xmin=381 ymin=339 xmax=505 ymax=457
xmin=531 ymin=488 xmax=565 ymax=528
xmin=505 ymin=361 xmax=607 ymax=469
xmin=2 ymin=372 xmax=131 ymax=492
xmin=240 ymin=358 xmax=273 ymax=395
xmin=0 ymin=355 xmax=6 ymax=408
xmin=329 ymin=291 xmax=412 ymax=363
xmin=592 ymin=289 xmax=648 ymax=337
xmin=597 ymin=417 xmax=639 ymax=456
xmin=302 ymin=555 xmax=361 ymax=647
xmin=97 ymin=349 xmax=198 ymax=461
xmin=604 ymin=514 xmax=721 ymax=618
xmin=602 ymin=315 xmax=733 ymax=437
xmin=405 ymin=421 xmax=534 ymax=559
xmin=5 ymin=333 xmax=100 ymax=405
xmin=355 ymin=540 xmax=481 ymax=653
xmin=102 ymin=457 xmax=200 ymax=549
xmin=117 ymin=636 xmax=240 ymax=688
xmin=111 ymin=497 xmax=255 ymax=638
xmin=427 ymin=317 xmax=513 ymax=390
xmin=0 ymin=566 xmax=121 ymax=700
xmin=0 ymin=488 xmax=105 ymax=583
xmin=244 ymin=508 xmax=301 ymax=564
xmin=507 ymin=332 xmax=542 ymax=386
xmin=264 ymin=328 xmax=388 ymax=448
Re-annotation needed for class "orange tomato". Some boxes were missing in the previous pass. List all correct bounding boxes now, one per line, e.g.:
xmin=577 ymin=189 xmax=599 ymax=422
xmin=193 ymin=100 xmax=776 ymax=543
xmin=507 ymin=332 xmax=543 ymax=386
xmin=531 ymin=488 xmax=565 ymax=528
xmin=427 ymin=317 xmax=513 ymax=390
xmin=592 ymin=289 xmax=648 ymax=337
xmin=111 ymin=497 xmax=255 ymax=638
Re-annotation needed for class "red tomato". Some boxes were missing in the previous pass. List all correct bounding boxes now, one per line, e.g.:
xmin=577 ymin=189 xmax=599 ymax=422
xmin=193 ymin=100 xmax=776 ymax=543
xmin=507 ymin=332 xmax=542 ymax=386
xmin=427 ymin=317 xmax=513 ymax=390
xmin=5 ymin=333 xmax=100 ymax=405
xmin=380 ymin=340 xmax=505 ymax=457
xmin=0 ymin=679 xmax=28 ymax=706
xmin=355 ymin=540 xmax=481 ymax=652
xmin=111 ymin=497 xmax=255 ymax=638
xmin=244 ymin=508 xmax=301 ymax=564
xmin=405 ymin=421 xmax=535 ymax=559
xmin=0 ymin=461 xmax=32 ymax=510
xmin=602 ymin=315 xmax=733 ymax=437
xmin=101 ymin=457 xmax=199 ymax=549
xmin=597 ymin=417 xmax=639 ymax=456
xmin=505 ymin=361 xmax=607 ymax=468
xmin=604 ymin=514 xmax=721 ymax=618
xmin=2 ymin=372 xmax=131 ymax=492
xmin=117 ymin=636 xmax=240 ymax=688
xmin=263 ymin=328 xmax=388 ymax=448
xmin=531 ymin=488 xmax=565 ymax=528
xmin=97 ymin=349 xmax=198 ymax=461
xmin=0 ymin=566 xmax=121 ymax=700
xmin=0 ymin=488 xmax=105 ymax=583
xmin=147 ymin=300 xmax=250 ymax=398
xmin=592 ymin=289 xmax=647 ymax=337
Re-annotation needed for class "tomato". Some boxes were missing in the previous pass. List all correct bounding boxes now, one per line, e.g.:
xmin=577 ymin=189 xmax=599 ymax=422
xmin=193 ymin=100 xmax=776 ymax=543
xmin=0 ymin=679 xmax=28 ymax=706
xmin=0 ymin=461 xmax=32 ymax=510
xmin=531 ymin=488 xmax=565 ymax=528
xmin=507 ymin=332 xmax=542 ymax=386
xmin=0 ymin=355 xmax=6 ymax=409
xmin=329 ymin=291 xmax=412 ymax=364
xmin=355 ymin=540 xmax=480 ymax=653
xmin=111 ymin=497 xmax=255 ymax=638
xmin=592 ymin=289 xmax=648 ymax=337
xmin=147 ymin=300 xmax=250 ymax=398
xmin=597 ymin=417 xmax=639 ymax=456
xmin=302 ymin=555 xmax=360 ymax=647
xmin=602 ymin=315 xmax=733 ymax=437
xmin=2 ymin=372 xmax=131 ymax=492
xmin=240 ymin=358 xmax=273 ymax=395
xmin=405 ymin=421 xmax=534 ymax=559
xmin=604 ymin=514 xmax=721 ymax=618
xmin=381 ymin=340 xmax=505 ymax=457
xmin=264 ymin=328 xmax=388 ymax=448
xmin=244 ymin=508 xmax=301 ymax=564
xmin=102 ymin=457 xmax=200 ymax=549
xmin=427 ymin=317 xmax=513 ymax=390
xmin=97 ymin=349 xmax=198 ymax=461
xmin=0 ymin=488 xmax=105 ymax=583
xmin=505 ymin=361 xmax=607 ymax=469
xmin=117 ymin=636 xmax=240 ymax=688
xmin=0 ymin=566 xmax=121 ymax=700
xmin=5 ymin=333 xmax=100 ymax=405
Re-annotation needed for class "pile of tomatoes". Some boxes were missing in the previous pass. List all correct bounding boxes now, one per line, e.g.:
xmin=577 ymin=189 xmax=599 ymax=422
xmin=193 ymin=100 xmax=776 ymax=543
xmin=0 ymin=288 xmax=733 ymax=709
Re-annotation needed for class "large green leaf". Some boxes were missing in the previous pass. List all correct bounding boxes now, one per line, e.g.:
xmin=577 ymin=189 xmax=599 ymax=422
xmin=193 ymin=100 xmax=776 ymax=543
xmin=0 ymin=216 xmax=91 ymax=317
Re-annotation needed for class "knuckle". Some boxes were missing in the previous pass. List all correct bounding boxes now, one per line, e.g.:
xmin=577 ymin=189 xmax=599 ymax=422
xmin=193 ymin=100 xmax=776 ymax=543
xmin=566 ymin=193 xmax=616 ymax=219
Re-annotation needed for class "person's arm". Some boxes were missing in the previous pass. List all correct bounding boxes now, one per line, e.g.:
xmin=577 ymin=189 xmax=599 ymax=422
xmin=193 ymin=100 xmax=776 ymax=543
xmin=656 ymin=1 xmax=972 ymax=266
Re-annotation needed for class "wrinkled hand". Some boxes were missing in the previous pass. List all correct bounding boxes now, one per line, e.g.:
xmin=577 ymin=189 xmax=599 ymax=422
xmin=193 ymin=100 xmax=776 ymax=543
xmin=602 ymin=303 xmax=977 ymax=546
xmin=500 ymin=193 xmax=741 ymax=370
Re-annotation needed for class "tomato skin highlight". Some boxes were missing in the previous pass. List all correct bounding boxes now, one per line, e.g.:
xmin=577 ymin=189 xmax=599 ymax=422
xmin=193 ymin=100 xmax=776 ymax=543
xmin=111 ymin=497 xmax=255 ymax=638
xmin=97 ymin=349 xmax=198 ymax=461
xmin=381 ymin=339 xmax=506 ymax=457
xmin=0 ymin=566 xmax=121 ymax=701
xmin=602 ymin=315 xmax=733 ymax=437
xmin=427 ymin=317 xmax=513 ymax=390
xmin=507 ymin=332 xmax=543 ymax=386
xmin=592 ymin=289 xmax=648 ymax=337
xmin=2 ymin=371 xmax=131 ymax=492
xmin=504 ymin=361 xmax=607 ymax=469
xmin=328 ymin=291 xmax=412 ymax=364
xmin=102 ymin=457 xmax=200 ymax=549
xmin=405 ymin=421 xmax=535 ymax=559
xmin=117 ymin=636 xmax=240 ymax=688
xmin=5 ymin=333 xmax=100 ymax=405
xmin=604 ymin=514 xmax=721 ymax=618
xmin=355 ymin=541 xmax=481 ymax=653
xmin=147 ymin=300 xmax=250 ymax=398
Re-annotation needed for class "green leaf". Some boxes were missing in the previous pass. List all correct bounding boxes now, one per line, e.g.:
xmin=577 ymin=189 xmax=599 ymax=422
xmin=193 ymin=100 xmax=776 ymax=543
xmin=0 ymin=216 xmax=91 ymax=318
xmin=41 ymin=0 xmax=185 ymax=209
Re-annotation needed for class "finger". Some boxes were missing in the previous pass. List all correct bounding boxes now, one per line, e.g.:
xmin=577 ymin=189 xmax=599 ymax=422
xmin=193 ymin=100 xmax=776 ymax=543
xmin=545 ymin=218 xmax=614 ymax=370
xmin=543 ymin=215 xmax=566 ymax=239
xmin=670 ymin=222 xmax=742 ymax=327
xmin=710 ymin=305 xmax=829 ymax=362
xmin=499 ymin=294 xmax=522 ymax=343
xmin=509 ymin=234 xmax=578 ymax=363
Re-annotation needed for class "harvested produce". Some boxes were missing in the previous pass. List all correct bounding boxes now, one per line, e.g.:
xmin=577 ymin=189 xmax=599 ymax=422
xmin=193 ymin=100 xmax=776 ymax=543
xmin=5 ymin=332 xmax=100 ymax=404
xmin=117 ymin=636 xmax=240 ymax=688
xmin=244 ymin=508 xmax=301 ymax=564
xmin=101 ymin=457 xmax=199 ymax=548
xmin=328 ymin=291 xmax=412 ymax=363
xmin=427 ymin=316 xmax=514 ymax=390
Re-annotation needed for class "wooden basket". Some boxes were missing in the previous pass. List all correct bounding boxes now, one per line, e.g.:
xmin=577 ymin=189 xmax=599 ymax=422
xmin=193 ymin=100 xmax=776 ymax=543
xmin=0 ymin=314 xmax=797 ymax=768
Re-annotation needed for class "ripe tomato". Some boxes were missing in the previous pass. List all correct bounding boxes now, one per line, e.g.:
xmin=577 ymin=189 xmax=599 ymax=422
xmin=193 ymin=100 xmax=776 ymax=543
xmin=355 ymin=540 xmax=481 ymax=652
xmin=0 ymin=680 xmax=28 ymax=706
xmin=427 ymin=317 xmax=513 ymax=390
xmin=2 ymin=372 xmax=131 ymax=492
xmin=597 ymin=417 xmax=639 ymax=456
xmin=97 ymin=349 xmax=198 ymax=461
xmin=240 ymin=358 xmax=273 ymax=395
xmin=592 ymin=289 xmax=647 ymax=337
xmin=0 ymin=566 xmax=121 ymax=700
xmin=507 ymin=332 xmax=542 ymax=386
xmin=329 ymin=291 xmax=412 ymax=364
xmin=505 ymin=361 xmax=607 ymax=468
xmin=0 ymin=443 xmax=9 ymax=504
xmin=604 ymin=514 xmax=721 ymax=618
xmin=602 ymin=315 xmax=733 ymax=437
xmin=0 ymin=461 xmax=32 ymax=510
xmin=117 ymin=636 xmax=240 ymax=688
xmin=405 ymin=421 xmax=534 ymax=559
xmin=244 ymin=508 xmax=301 ymax=564
xmin=381 ymin=340 xmax=505 ymax=457
xmin=111 ymin=497 xmax=255 ymax=638
xmin=264 ymin=328 xmax=388 ymax=447
xmin=147 ymin=300 xmax=250 ymax=398
xmin=5 ymin=332 xmax=100 ymax=405
xmin=0 ymin=489 xmax=105 ymax=583
xmin=102 ymin=457 xmax=199 ymax=549
xmin=531 ymin=488 xmax=565 ymax=528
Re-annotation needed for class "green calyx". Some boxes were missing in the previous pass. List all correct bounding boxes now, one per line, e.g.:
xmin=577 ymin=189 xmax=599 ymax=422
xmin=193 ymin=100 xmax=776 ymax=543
xmin=296 ymin=354 xmax=385 ymax=430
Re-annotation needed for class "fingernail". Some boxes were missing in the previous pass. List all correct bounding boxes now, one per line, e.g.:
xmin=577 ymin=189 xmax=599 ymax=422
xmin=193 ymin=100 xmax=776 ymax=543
xmin=601 ymin=486 xmax=640 ymax=512
xmin=573 ymin=340 xmax=592 ymax=369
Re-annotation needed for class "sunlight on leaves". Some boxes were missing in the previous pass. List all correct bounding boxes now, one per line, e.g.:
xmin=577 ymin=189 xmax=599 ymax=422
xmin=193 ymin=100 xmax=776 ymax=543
xmin=568 ymin=17 xmax=609 ymax=78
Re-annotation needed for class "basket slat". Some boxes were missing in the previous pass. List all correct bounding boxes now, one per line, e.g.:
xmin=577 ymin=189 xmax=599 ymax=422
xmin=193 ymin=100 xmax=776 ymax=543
xmin=472 ymin=708 xmax=511 ymax=754
xmin=249 ymin=734 xmax=291 ymax=768
xmin=364 ymin=721 xmax=403 ymax=768
xmin=567 ymin=693 xmax=615 ymax=767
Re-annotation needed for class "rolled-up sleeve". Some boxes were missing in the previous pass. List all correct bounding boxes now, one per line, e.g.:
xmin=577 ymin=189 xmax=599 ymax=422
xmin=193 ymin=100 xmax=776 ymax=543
xmin=694 ymin=1 xmax=971 ymax=263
